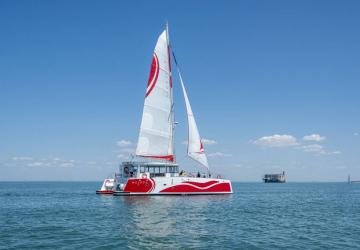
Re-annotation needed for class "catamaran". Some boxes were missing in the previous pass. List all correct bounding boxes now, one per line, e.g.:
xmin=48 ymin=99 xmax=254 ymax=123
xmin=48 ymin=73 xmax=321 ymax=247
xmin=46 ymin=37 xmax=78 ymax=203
xmin=96 ymin=24 xmax=232 ymax=195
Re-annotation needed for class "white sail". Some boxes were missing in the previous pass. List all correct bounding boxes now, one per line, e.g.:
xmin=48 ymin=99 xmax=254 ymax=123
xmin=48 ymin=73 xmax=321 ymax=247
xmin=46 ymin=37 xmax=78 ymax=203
xmin=136 ymin=29 xmax=174 ymax=161
xmin=177 ymin=68 xmax=209 ymax=168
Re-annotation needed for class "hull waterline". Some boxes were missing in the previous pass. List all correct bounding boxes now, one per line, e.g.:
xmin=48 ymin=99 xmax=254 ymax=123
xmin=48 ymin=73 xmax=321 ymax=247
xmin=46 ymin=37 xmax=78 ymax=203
xmin=113 ymin=191 xmax=232 ymax=196
xmin=96 ymin=190 xmax=114 ymax=195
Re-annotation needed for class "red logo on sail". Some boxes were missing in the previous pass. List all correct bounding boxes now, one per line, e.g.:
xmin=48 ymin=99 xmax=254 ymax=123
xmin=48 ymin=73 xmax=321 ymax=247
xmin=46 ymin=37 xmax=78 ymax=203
xmin=199 ymin=141 xmax=204 ymax=153
xmin=146 ymin=53 xmax=160 ymax=97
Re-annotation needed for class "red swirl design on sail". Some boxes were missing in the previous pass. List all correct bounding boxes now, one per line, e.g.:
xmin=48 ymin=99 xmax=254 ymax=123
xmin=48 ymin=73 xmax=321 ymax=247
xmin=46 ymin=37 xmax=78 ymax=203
xmin=146 ymin=53 xmax=160 ymax=97
xmin=199 ymin=141 xmax=204 ymax=153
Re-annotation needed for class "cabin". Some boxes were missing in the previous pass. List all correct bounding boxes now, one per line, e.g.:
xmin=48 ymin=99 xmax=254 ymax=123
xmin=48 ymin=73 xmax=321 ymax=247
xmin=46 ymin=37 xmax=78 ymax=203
xmin=119 ymin=161 xmax=179 ymax=179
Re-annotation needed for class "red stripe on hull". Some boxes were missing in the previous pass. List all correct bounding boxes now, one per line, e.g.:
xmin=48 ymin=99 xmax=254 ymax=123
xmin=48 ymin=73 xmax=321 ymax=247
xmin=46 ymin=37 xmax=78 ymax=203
xmin=124 ymin=179 xmax=154 ymax=193
xmin=183 ymin=180 xmax=219 ymax=188
xmin=160 ymin=182 xmax=231 ymax=193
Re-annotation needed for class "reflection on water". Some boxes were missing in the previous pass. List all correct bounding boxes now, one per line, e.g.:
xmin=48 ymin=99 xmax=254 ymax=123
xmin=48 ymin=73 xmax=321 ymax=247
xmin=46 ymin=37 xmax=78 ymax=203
xmin=112 ymin=195 xmax=232 ymax=248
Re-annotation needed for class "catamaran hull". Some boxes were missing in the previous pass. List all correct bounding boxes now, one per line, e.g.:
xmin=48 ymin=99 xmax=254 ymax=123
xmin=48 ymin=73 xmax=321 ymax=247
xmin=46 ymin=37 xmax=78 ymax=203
xmin=115 ymin=177 xmax=232 ymax=196
xmin=113 ymin=192 xmax=231 ymax=196
xmin=96 ymin=190 xmax=114 ymax=194
xmin=96 ymin=178 xmax=115 ymax=194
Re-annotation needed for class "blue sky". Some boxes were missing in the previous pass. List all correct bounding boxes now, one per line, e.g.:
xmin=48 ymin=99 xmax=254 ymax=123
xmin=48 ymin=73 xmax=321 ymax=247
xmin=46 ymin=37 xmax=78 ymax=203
xmin=1 ymin=0 xmax=359 ymax=181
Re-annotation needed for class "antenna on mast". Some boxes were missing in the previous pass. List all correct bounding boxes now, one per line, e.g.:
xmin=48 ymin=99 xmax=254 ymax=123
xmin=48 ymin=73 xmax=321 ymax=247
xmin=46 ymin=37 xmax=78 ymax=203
xmin=165 ymin=20 xmax=170 ymax=45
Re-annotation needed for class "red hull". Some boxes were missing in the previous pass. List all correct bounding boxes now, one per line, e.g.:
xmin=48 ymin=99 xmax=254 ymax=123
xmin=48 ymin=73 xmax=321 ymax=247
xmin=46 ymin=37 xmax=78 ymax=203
xmin=160 ymin=182 xmax=231 ymax=193
xmin=96 ymin=190 xmax=114 ymax=194
xmin=120 ymin=178 xmax=232 ymax=195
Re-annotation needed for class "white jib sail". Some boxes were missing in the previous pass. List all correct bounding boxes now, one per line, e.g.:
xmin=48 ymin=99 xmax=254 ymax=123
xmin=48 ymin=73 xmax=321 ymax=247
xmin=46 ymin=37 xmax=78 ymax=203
xmin=177 ymin=69 xmax=209 ymax=168
xmin=136 ymin=29 xmax=174 ymax=161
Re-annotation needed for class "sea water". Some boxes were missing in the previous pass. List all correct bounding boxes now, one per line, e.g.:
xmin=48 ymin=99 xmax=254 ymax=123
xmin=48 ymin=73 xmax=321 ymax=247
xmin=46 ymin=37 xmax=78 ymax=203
xmin=1 ymin=182 xmax=359 ymax=249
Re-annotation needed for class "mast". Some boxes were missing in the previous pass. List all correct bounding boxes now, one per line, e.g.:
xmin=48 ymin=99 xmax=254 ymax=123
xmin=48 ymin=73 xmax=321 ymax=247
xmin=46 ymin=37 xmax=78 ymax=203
xmin=166 ymin=22 xmax=176 ymax=163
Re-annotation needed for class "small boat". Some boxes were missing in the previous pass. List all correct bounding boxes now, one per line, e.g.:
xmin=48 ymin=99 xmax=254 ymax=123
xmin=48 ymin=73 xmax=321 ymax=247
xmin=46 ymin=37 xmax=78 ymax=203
xmin=96 ymin=178 xmax=115 ymax=194
xmin=98 ymin=23 xmax=232 ymax=195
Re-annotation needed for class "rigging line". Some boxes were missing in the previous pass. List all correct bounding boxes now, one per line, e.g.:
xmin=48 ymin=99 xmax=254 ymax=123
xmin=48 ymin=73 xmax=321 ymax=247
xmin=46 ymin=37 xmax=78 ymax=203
xmin=172 ymin=51 xmax=179 ymax=67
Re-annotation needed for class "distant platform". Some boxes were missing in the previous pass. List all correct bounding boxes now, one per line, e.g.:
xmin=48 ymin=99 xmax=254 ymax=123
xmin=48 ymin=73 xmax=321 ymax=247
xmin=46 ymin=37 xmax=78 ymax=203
xmin=263 ymin=171 xmax=286 ymax=183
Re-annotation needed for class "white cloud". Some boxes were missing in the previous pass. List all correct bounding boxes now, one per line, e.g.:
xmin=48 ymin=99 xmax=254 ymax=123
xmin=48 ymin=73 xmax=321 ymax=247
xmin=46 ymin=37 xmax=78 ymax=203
xmin=336 ymin=165 xmax=347 ymax=169
xmin=114 ymin=146 xmax=134 ymax=160
xmin=202 ymin=138 xmax=217 ymax=145
xmin=27 ymin=162 xmax=44 ymax=167
xmin=303 ymin=134 xmax=326 ymax=142
xmin=12 ymin=156 xmax=33 ymax=161
xmin=301 ymin=144 xmax=324 ymax=153
xmin=330 ymin=151 xmax=341 ymax=155
xmin=117 ymin=154 xmax=126 ymax=159
xmin=13 ymin=157 xmax=78 ymax=168
xmin=105 ymin=161 xmax=116 ymax=165
xmin=60 ymin=162 xmax=74 ymax=167
xmin=253 ymin=134 xmax=298 ymax=147
xmin=208 ymin=152 xmax=232 ymax=158
xmin=9 ymin=156 xmax=128 ymax=169
xmin=300 ymin=144 xmax=341 ymax=155
xmin=183 ymin=138 xmax=217 ymax=145
xmin=354 ymin=132 xmax=359 ymax=136
xmin=234 ymin=164 xmax=246 ymax=168
xmin=119 ymin=148 xmax=135 ymax=153
xmin=116 ymin=140 xmax=132 ymax=147
xmin=252 ymin=134 xmax=340 ymax=156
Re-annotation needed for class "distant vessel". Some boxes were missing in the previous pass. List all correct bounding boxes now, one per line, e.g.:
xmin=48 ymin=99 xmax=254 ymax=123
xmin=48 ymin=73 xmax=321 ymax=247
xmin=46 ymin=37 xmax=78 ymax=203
xmin=263 ymin=171 xmax=286 ymax=183
xmin=97 ymin=24 xmax=232 ymax=195
xmin=348 ymin=175 xmax=360 ymax=184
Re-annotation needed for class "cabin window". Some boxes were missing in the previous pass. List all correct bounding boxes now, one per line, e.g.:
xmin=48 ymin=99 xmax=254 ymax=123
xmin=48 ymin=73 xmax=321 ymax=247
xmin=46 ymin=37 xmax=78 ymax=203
xmin=123 ymin=164 xmax=138 ymax=177
xmin=166 ymin=166 xmax=178 ymax=173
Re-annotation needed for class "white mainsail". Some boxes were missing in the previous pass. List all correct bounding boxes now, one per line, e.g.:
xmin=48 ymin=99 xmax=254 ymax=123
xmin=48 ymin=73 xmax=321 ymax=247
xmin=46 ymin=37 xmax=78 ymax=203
xmin=136 ymin=29 xmax=174 ymax=161
xmin=175 ymin=62 xmax=209 ymax=168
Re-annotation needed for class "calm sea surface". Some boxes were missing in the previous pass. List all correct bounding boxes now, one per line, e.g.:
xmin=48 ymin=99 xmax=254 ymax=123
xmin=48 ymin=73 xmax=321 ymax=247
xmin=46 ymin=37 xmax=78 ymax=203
xmin=1 ymin=182 xmax=359 ymax=249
